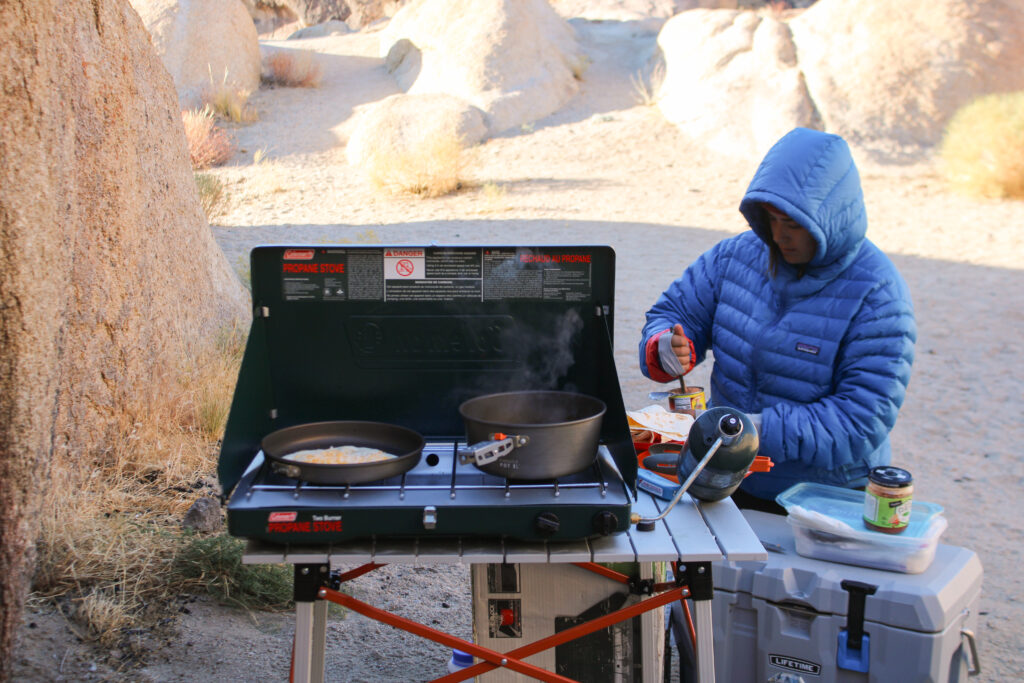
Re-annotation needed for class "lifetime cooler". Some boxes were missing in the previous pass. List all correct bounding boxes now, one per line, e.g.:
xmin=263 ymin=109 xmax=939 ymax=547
xmin=712 ymin=510 xmax=982 ymax=683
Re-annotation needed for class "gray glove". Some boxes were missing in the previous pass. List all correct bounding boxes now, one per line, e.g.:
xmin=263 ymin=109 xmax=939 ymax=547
xmin=657 ymin=331 xmax=686 ymax=377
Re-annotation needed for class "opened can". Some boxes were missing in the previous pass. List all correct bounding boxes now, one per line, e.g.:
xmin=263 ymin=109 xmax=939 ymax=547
xmin=669 ymin=386 xmax=706 ymax=416
xmin=863 ymin=466 xmax=913 ymax=534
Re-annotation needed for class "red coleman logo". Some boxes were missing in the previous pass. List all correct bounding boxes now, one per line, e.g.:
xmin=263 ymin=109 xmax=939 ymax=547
xmin=283 ymin=249 xmax=315 ymax=260
xmin=268 ymin=511 xmax=297 ymax=522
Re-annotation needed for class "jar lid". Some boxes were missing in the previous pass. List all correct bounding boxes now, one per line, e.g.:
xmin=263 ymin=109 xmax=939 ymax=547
xmin=868 ymin=466 xmax=913 ymax=487
xmin=451 ymin=650 xmax=473 ymax=666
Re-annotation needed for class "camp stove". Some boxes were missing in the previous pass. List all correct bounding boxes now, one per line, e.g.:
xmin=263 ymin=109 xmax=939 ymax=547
xmin=219 ymin=245 xmax=638 ymax=544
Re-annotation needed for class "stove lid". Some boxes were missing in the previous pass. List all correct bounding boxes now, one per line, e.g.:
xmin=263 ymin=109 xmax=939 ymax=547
xmin=218 ymin=245 xmax=636 ymax=494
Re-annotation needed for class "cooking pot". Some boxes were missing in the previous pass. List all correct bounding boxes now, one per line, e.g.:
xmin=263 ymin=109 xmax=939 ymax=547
xmin=262 ymin=421 xmax=424 ymax=484
xmin=458 ymin=391 xmax=606 ymax=479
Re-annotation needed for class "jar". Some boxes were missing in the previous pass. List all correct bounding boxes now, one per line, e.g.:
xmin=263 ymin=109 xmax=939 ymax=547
xmin=447 ymin=649 xmax=473 ymax=674
xmin=863 ymin=466 xmax=913 ymax=533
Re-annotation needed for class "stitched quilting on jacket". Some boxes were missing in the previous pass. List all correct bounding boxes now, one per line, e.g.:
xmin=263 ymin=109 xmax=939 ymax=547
xmin=639 ymin=128 xmax=917 ymax=500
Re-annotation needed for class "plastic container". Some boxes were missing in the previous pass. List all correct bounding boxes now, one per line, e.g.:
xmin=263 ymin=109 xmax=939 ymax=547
xmin=776 ymin=482 xmax=947 ymax=573
xmin=447 ymin=649 xmax=473 ymax=674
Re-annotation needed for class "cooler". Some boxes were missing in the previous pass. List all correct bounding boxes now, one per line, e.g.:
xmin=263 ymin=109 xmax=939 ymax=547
xmin=712 ymin=510 xmax=982 ymax=682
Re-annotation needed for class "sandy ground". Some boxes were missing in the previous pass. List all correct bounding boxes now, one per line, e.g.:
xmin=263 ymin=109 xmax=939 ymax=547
xmin=13 ymin=16 xmax=1024 ymax=682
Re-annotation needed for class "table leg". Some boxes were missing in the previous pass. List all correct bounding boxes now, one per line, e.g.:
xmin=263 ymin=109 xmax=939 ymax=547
xmin=292 ymin=564 xmax=330 ymax=683
xmin=683 ymin=561 xmax=716 ymax=683
xmin=294 ymin=601 xmax=315 ymax=683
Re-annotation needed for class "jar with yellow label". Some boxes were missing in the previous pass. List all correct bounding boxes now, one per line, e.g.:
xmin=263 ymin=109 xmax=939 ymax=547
xmin=863 ymin=466 xmax=913 ymax=533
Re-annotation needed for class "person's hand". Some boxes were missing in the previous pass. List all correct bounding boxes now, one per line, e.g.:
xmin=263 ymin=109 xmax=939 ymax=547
xmin=670 ymin=324 xmax=691 ymax=367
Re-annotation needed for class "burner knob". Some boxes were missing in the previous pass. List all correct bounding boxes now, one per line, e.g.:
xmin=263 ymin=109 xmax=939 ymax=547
xmin=534 ymin=512 xmax=560 ymax=536
xmin=592 ymin=511 xmax=620 ymax=536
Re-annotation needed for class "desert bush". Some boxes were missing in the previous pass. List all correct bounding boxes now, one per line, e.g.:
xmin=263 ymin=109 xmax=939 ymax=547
xmin=173 ymin=534 xmax=292 ymax=611
xmin=940 ymin=91 xmax=1024 ymax=199
xmin=366 ymin=131 xmax=469 ymax=198
xmin=631 ymin=61 xmax=665 ymax=107
xmin=33 ymin=325 xmax=250 ymax=641
xmin=183 ymin=107 xmax=235 ymax=170
xmin=206 ymin=67 xmax=256 ymax=123
xmin=194 ymin=172 xmax=226 ymax=220
xmin=263 ymin=50 xmax=323 ymax=88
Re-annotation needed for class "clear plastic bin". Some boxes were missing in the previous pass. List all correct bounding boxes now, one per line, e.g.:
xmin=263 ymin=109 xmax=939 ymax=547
xmin=776 ymin=482 xmax=947 ymax=573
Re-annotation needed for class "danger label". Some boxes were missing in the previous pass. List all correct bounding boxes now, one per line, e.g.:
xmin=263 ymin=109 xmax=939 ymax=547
xmin=385 ymin=249 xmax=425 ymax=280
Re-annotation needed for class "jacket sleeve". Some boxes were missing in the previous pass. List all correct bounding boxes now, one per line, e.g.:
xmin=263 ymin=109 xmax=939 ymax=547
xmin=758 ymin=284 xmax=917 ymax=470
xmin=638 ymin=244 xmax=721 ymax=380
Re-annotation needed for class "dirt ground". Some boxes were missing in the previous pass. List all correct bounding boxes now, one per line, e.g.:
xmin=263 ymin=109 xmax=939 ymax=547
xmin=13 ymin=16 xmax=1024 ymax=683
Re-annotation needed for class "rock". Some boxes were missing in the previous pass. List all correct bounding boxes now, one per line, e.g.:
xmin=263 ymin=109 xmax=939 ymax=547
xmin=240 ymin=0 xmax=300 ymax=36
xmin=286 ymin=0 xmax=350 ymax=25
xmin=790 ymin=0 xmax=1024 ymax=157
xmin=551 ymin=0 xmax=739 ymax=23
xmin=656 ymin=9 xmax=818 ymax=160
xmin=0 ymin=0 xmax=248 ymax=672
xmin=379 ymin=0 xmax=586 ymax=137
xmin=287 ymin=19 xmax=352 ymax=38
xmin=130 ymin=0 xmax=262 ymax=110
xmin=182 ymin=498 xmax=224 ymax=532
xmin=345 ymin=93 xmax=487 ymax=167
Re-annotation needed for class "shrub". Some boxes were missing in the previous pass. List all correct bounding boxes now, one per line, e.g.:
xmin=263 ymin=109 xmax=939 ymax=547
xmin=940 ymin=91 xmax=1024 ymax=199
xmin=366 ymin=131 xmax=469 ymax=198
xmin=173 ymin=534 xmax=293 ymax=611
xmin=182 ymin=107 xmax=235 ymax=170
xmin=33 ymin=326 xmax=249 ymax=641
xmin=263 ymin=50 xmax=323 ymax=88
xmin=205 ymin=66 xmax=256 ymax=123
xmin=194 ymin=172 xmax=226 ymax=220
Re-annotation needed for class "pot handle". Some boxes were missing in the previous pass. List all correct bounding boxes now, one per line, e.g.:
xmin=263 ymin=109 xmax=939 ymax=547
xmin=272 ymin=461 xmax=303 ymax=479
xmin=458 ymin=433 xmax=529 ymax=467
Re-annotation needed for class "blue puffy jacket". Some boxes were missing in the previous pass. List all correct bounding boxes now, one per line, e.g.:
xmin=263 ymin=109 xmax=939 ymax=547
xmin=639 ymin=128 xmax=916 ymax=500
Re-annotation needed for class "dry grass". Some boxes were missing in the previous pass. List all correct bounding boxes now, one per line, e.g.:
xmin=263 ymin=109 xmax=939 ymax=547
xmin=262 ymin=50 xmax=323 ymax=88
xmin=183 ymin=107 xmax=235 ymax=170
xmin=366 ymin=130 xmax=470 ymax=198
xmin=194 ymin=172 xmax=226 ymax=220
xmin=631 ymin=61 xmax=665 ymax=107
xmin=940 ymin=90 xmax=1024 ymax=200
xmin=31 ymin=325 xmax=270 ymax=644
xmin=206 ymin=67 xmax=256 ymax=123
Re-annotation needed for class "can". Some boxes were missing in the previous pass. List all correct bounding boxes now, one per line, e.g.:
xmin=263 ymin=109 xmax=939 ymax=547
xmin=668 ymin=386 xmax=706 ymax=416
xmin=863 ymin=466 xmax=913 ymax=534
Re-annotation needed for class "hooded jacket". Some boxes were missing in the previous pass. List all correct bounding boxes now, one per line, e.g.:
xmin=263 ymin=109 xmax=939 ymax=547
xmin=639 ymin=128 xmax=916 ymax=500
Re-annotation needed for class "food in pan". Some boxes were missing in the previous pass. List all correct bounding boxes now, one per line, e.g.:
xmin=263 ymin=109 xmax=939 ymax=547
xmin=283 ymin=445 xmax=397 ymax=465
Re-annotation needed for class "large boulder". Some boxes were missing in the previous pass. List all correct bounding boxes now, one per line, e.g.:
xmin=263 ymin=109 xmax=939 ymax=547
xmin=380 ymin=0 xmax=586 ymax=136
xmin=552 ymin=0 xmax=739 ymax=22
xmin=791 ymin=0 xmax=1024 ymax=154
xmin=656 ymin=0 xmax=1024 ymax=160
xmin=656 ymin=9 xmax=818 ymax=159
xmin=243 ymin=0 xmax=403 ymax=32
xmin=0 ymin=0 xmax=248 ymax=672
xmin=345 ymin=93 xmax=487 ymax=168
xmin=130 ymin=0 xmax=262 ymax=109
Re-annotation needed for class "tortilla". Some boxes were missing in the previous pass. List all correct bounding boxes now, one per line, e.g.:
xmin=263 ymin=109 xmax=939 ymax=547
xmin=626 ymin=405 xmax=695 ymax=442
xmin=283 ymin=445 xmax=396 ymax=465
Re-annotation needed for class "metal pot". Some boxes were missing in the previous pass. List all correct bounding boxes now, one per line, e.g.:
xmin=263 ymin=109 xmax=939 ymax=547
xmin=458 ymin=391 xmax=606 ymax=479
xmin=262 ymin=421 xmax=424 ymax=484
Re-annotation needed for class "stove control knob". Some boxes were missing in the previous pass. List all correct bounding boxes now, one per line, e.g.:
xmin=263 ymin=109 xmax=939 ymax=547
xmin=534 ymin=512 xmax=560 ymax=536
xmin=592 ymin=511 xmax=619 ymax=536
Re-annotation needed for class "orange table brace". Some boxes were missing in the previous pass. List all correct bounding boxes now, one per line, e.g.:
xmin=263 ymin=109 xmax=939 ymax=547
xmin=292 ymin=562 xmax=695 ymax=683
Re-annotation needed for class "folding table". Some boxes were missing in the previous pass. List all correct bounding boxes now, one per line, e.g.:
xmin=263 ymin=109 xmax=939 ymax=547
xmin=243 ymin=491 xmax=766 ymax=682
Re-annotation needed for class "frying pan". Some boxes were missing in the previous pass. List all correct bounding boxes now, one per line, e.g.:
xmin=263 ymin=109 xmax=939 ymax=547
xmin=262 ymin=421 xmax=424 ymax=484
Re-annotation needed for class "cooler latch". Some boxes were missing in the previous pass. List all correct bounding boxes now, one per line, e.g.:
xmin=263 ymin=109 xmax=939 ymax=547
xmin=837 ymin=579 xmax=877 ymax=673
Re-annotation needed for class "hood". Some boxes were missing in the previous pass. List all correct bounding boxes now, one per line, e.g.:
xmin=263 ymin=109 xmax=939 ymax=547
xmin=739 ymin=128 xmax=867 ymax=275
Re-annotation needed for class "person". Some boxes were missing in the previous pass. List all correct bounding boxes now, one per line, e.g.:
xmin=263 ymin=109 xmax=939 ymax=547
xmin=639 ymin=127 xmax=917 ymax=513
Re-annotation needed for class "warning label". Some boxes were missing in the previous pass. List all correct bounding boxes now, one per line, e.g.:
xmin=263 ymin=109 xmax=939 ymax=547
xmin=384 ymin=248 xmax=425 ymax=280
xmin=280 ymin=247 xmax=592 ymax=303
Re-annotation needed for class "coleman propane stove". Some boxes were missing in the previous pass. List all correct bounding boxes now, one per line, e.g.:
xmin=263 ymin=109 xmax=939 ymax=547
xmin=220 ymin=245 xmax=638 ymax=544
